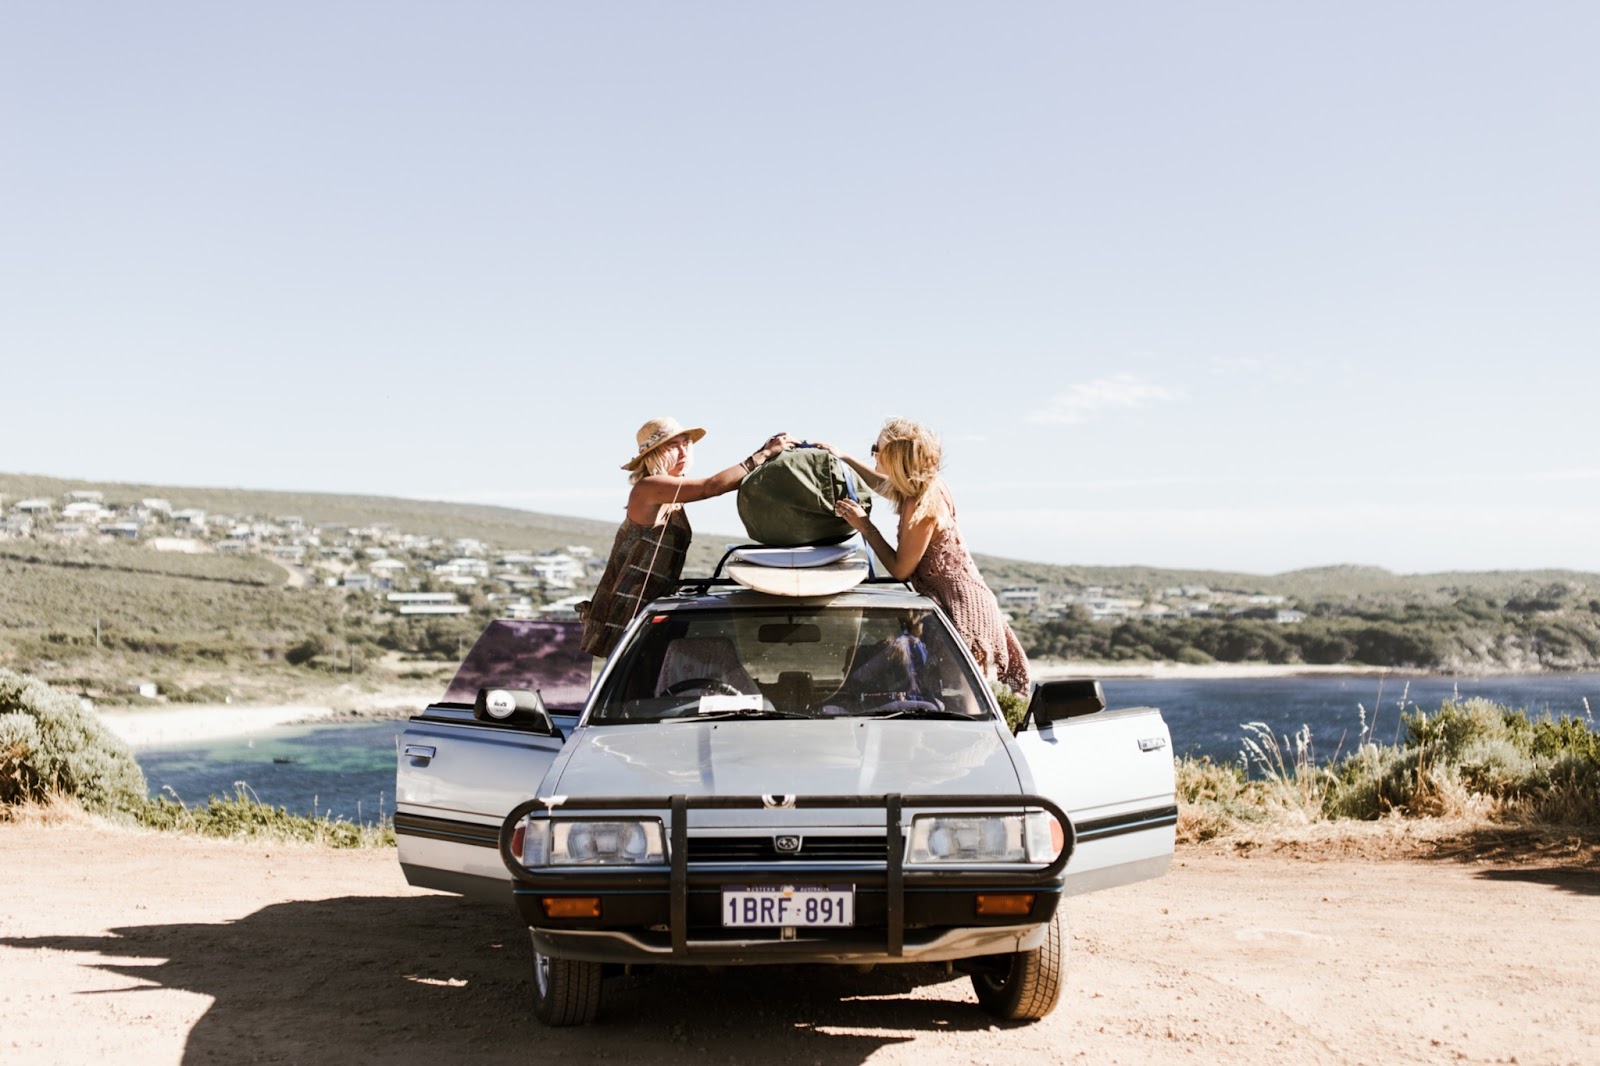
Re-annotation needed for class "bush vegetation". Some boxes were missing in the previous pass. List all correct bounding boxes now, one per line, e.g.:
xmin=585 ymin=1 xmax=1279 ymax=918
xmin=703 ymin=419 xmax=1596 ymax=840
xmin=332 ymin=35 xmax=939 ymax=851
xmin=1 ymin=670 xmax=390 ymax=846
xmin=1177 ymin=697 xmax=1600 ymax=841
xmin=1011 ymin=585 xmax=1600 ymax=672
xmin=7 ymin=670 xmax=1593 ymax=852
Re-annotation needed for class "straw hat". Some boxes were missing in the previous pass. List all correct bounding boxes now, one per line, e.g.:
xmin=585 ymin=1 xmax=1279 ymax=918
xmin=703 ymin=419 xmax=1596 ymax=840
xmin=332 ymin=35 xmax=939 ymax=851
xmin=621 ymin=416 xmax=707 ymax=471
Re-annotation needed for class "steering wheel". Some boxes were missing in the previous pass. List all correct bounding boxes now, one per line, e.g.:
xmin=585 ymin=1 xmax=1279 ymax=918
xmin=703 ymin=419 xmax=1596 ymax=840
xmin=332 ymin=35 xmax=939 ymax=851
xmin=663 ymin=677 xmax=742 ymax=697
xmin=869 ymin=695 xmax=946 ymax=714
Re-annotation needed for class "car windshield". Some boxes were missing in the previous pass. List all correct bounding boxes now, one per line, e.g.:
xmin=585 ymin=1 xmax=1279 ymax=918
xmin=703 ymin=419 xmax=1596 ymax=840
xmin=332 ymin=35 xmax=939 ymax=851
xmin=588 ymin=605 xmax=994 ymax=723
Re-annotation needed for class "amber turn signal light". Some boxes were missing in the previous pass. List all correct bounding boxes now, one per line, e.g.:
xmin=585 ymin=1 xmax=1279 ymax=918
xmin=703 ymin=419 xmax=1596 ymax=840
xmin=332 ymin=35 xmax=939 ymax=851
xmin=974 ymin=893 xmax=1035 ymax=917
xmin=543 ymin=897 xmax=602 ymax=919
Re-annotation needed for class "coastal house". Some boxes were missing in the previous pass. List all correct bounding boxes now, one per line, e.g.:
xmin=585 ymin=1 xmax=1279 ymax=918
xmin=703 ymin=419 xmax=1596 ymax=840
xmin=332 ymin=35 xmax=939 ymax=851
xmin=532 ymin=552 xmax=584 ymax=590
xmin=387 ymin=592 xmax=469 ymax=616
xmin=63 ymin=500 xmax=112 ymax=523
xmin=148 ymin=537 xmax=206 ymax=553
xmin=538 ymin=595 xmax=587 ymax=621
xmin=439 ymin=557 xmax=491 ymax=579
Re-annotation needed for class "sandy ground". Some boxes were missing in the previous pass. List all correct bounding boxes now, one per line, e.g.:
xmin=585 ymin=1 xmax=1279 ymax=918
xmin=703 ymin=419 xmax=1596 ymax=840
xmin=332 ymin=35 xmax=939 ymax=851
xmin=97 ymin=705 xmax=341 ymax=748
xmin=1036 ymin=661 xmax=1386 ymax=680
xmin=1 ymin=814 xmax=1595 ymax=1066
xmin=95 ymin=684 xmax=438 ymax=750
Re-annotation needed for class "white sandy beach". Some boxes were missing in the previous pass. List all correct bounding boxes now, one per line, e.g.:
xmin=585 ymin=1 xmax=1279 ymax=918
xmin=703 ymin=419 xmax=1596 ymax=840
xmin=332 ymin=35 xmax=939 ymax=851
xmin=1031 ymin=660 xmax=1386 ymax=680
xmin=96 ymin=704 xmax=340 ymax=750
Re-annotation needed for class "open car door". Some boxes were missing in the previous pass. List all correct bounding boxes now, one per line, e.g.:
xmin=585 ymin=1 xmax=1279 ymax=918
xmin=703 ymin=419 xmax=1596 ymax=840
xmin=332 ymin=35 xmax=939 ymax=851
xmin=395 ymin=620 xmax=591 ymax=904
xmin=1011 ymin=680 xmax=1178 ymax=895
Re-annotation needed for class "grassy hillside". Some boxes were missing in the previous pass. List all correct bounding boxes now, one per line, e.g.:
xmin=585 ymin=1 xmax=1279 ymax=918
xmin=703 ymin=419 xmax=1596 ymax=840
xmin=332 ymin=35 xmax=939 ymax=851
xmin=5 ymin=471 xmax=1600 ymax=696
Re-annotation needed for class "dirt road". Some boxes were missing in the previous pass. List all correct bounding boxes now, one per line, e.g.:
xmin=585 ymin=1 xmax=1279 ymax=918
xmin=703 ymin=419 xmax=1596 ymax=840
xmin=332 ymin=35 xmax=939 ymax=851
xmin=1 ymin=818 xmax=1594 ymax=1065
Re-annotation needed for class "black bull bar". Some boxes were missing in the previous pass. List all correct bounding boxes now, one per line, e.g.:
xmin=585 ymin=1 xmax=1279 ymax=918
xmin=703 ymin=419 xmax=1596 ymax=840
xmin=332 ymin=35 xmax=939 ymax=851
xmin=499 ymin=793 xmax=1075 ymax=958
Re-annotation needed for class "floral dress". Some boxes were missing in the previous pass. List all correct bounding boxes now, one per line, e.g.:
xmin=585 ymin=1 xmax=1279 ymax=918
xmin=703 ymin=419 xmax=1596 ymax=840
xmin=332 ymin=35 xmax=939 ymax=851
xmin=909 ymin=484 xmax=1031 ymax=694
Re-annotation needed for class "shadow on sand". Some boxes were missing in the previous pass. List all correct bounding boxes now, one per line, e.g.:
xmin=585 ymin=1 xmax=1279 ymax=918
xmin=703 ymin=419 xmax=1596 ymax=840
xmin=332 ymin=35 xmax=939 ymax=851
xmin=2 ymin=894 xmax=1007 ymax=1064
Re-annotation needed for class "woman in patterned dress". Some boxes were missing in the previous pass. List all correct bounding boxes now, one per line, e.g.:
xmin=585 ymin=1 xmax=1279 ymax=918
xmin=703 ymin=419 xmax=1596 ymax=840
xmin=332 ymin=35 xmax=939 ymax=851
xmin=578 ymin=416 xmax=791 ymax=658
xmin=821 ymin=418 xmax=1031 ymax=694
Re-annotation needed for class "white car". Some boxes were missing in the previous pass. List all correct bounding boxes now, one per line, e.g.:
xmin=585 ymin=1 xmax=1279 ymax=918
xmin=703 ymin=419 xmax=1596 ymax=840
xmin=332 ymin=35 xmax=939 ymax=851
xmin=396 ymin=558 xmax=1175 ymax=1026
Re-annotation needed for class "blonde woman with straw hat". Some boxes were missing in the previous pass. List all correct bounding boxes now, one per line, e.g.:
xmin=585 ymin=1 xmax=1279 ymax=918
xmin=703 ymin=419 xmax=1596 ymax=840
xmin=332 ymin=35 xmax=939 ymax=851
xmin=817 ymin=417 xmax=1030 ymax=694
xmin=578 ymin=417 xmax=792 ymax=657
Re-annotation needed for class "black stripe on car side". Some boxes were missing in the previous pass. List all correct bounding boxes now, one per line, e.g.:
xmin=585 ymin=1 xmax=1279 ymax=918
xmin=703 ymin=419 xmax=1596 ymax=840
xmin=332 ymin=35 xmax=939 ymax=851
xmin=1072 ymin=804 xmax=1180 ymax=843
xmin=393 ymin=812 xmax=499 ymax=848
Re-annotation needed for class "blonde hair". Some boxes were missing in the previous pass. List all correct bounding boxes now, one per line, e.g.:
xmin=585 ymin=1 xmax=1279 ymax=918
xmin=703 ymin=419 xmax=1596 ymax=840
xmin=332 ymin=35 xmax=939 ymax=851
xmin=873 ymin=417 xmax=948 ymax=525
xmin=628 ymin=447 xmax=675 ymax=485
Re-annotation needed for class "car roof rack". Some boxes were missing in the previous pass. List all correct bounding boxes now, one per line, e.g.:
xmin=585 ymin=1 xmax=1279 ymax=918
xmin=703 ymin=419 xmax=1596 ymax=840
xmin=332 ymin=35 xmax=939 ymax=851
xmin=671 ymin=544 xmax=913 ymax=598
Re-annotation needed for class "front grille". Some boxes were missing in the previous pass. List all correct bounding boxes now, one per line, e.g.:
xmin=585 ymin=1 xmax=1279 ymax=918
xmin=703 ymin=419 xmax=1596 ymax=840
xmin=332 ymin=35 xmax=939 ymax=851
xmin=687 ymin=834 xmax=888 ymax=863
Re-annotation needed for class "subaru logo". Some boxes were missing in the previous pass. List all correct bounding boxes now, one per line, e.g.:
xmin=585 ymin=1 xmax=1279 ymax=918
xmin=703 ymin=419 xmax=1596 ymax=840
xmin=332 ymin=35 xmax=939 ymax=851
xmin=774 ymin=835 xmax=802 ymax=853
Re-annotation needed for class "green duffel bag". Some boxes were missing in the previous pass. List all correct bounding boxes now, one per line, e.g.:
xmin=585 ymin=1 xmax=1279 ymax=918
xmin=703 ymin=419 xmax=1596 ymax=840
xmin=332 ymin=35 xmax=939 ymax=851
xmin=737 ymin=447 xmax=872 ymax=547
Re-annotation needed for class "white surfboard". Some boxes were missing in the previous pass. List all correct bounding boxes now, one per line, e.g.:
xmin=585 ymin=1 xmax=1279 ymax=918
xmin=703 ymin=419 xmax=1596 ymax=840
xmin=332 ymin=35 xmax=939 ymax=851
xmin=726 ymin=545 xmax=870 ymax=596
xmin=727 ymin=544 xmax=858 ymax=569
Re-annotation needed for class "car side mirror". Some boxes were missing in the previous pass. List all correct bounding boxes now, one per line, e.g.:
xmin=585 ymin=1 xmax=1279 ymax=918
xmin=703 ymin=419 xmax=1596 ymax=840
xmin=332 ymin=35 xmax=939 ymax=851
xmin=474 ymin=687 xmax=563 ymax=738
xmin=1024 ymin=679 xmax=1106 ymax=730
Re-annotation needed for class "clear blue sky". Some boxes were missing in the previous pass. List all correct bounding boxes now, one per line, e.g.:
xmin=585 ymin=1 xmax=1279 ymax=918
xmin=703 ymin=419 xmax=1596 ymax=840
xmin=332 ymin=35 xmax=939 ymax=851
xmin=5 ymin=3 xmax=1596 ymax=575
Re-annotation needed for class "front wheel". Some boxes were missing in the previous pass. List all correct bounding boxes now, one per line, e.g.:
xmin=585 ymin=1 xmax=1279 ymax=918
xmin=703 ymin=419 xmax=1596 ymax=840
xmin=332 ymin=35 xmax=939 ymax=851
xmin=531 ymin=937 xmax=603 ymax=1026
xmin=970 ymin=911 xmax=1065 ymax=1022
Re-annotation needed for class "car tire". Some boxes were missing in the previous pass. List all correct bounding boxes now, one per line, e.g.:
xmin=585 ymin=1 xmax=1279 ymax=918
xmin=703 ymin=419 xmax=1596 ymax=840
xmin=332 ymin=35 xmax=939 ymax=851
xmin=531 ymin=938 xmax=603 ymax=1026
xmin=970 ymin=911 xmax=1065 ymax=1022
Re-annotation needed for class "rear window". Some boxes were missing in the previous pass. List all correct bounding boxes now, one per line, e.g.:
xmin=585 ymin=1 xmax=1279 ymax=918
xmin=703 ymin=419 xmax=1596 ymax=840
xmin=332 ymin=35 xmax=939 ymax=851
xmin=590 ymin=605 xmax=993 ymax=722
xmin=440 ymin=620 xmax=591 ymax=711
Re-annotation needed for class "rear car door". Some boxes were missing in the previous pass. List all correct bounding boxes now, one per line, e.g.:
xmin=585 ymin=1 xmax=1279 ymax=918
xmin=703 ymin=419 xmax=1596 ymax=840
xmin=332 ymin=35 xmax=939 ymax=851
xmin=1012 ymin=689 xmax=1177 ymax=895
xmin=395 ymin=620 xmax=592 ymax=904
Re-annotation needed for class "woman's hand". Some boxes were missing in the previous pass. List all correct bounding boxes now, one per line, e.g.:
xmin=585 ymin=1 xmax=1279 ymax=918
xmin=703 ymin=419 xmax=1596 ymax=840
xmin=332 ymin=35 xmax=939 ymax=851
xmin=834 ymin=498 xmax=870 ymax=530
xmin=758 ymin=432 xmax=793 ymax=463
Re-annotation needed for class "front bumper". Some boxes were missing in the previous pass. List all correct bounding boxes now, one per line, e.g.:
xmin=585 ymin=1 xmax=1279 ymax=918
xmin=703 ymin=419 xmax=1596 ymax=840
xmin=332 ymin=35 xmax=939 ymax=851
xmin=499 ymin=792 xmax=1073 ymax=966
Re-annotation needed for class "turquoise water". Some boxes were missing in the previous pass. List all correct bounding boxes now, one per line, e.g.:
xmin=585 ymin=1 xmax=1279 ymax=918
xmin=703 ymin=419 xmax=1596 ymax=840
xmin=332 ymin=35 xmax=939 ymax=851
xmin=133 ymin=673 xmax=1600 ymax=823
xmin=137 ymin=719 xmax=409 ymax=825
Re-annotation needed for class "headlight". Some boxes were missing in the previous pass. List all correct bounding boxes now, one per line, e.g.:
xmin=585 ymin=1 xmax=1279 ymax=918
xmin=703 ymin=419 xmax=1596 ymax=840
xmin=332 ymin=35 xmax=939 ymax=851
xmin=907 ymin=812 xmax=1061 ymax=864
xmin=520 ymin=818 xmax=666 ymax=866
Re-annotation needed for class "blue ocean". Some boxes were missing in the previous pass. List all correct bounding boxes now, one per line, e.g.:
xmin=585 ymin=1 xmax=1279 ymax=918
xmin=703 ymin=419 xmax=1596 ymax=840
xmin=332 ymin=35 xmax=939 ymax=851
xmin=133 ymin=672 xmax=1600 ymax=824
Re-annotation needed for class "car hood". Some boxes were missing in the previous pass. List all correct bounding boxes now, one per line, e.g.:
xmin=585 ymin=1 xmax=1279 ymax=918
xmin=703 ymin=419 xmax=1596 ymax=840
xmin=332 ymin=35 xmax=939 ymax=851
xmin=549 ymin=719 xmax=1023 ymax=800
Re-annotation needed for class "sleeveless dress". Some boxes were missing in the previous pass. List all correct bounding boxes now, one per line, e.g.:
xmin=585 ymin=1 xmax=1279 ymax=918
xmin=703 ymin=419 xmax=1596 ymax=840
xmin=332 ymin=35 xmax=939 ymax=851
xmin=578 ymin=506 xmax=692 ymax=658
xmin=909 ymin=484 xmax=1031 ymax=694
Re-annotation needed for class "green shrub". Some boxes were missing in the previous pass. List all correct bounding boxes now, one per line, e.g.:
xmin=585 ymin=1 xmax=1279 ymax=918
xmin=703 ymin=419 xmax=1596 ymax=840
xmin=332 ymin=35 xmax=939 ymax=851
xmin=136 ymin=786 xmax=394 ymax=847
xmin=992 ymin=682 xmax=1027 ymax=730
xmin=0 ymin=669 xmax=147 ymax=814
xmin=1185 ymin=699 xmax=1600 ymax=833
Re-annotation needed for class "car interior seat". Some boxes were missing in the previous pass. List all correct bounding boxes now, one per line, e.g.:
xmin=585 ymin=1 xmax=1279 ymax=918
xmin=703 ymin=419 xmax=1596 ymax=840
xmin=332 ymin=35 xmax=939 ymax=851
xmin=769 ymin=670 xmax=814 ymax=712
xmin=654 ymin=636 xmax=761 ymax=696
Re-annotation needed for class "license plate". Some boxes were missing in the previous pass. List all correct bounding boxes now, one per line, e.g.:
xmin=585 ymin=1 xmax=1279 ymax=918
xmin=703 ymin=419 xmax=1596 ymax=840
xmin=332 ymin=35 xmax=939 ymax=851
xmin=722 ymin=884 xmax=855 ymax=927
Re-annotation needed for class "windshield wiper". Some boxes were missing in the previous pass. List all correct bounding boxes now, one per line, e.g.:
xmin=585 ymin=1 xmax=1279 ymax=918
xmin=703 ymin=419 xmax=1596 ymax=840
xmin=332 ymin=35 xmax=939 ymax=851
xmin=665 ymin=708 xmax=810 ymax=722
xmin=853 ymin=707 xmax=976 ymax=721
